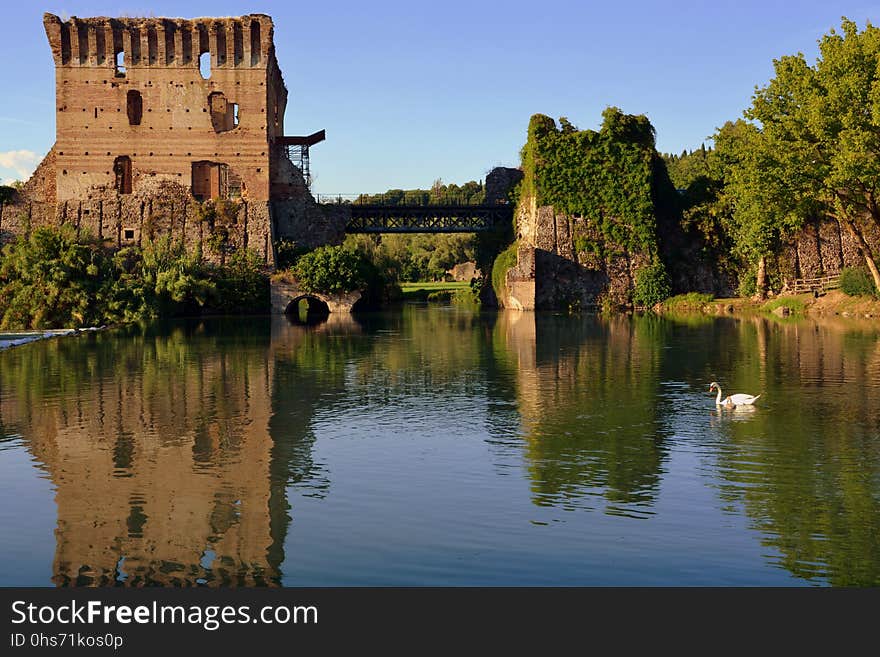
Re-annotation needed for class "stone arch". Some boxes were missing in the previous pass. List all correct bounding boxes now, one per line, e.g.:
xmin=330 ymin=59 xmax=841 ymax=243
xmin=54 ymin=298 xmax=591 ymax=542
xmin=270 ymin=280 xmax=362 ymax=316
xmin=285 ymin=295 xmax=331 ymax=325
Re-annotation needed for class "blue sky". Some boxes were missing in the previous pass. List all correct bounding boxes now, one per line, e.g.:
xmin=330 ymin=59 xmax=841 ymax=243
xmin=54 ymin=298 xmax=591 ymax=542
xmin=0 ymin=1 xmax=877 ymax=193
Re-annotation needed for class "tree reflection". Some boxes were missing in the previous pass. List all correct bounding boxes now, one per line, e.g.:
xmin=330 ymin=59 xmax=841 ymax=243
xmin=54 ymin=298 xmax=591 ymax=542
xmin=706 ymin=318 xmax=880 ymax=585
xmin=2 ymin=308 xmax=879 ymax=586
xmin=500 ymin=313 xmax=670 ymax=517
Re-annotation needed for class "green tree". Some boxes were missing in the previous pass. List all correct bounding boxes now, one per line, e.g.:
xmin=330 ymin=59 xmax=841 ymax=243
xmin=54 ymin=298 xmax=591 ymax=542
xmin=293 ymin=244 xmax=370 ymax=294
xmin=0 ymin=226 xmax=111 ymax=329
xmin=741 ymin=18 xmax=880 ymax=291
xmin=109 ymin=236 xmax=215 ymax=321
xmin=711 ymin=119 xmax=804 ymax=295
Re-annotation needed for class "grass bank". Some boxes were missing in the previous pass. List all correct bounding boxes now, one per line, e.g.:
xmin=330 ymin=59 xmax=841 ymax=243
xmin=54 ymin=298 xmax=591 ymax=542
xmin=400 ymin=281 xmax=469 ymax=302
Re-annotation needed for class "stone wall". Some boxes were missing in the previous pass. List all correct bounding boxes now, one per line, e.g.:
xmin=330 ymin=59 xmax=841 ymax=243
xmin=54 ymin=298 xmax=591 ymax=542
xmin=485 ymin=166 xmax=523 ymax=205
xmin=504 ymin=200 xmax=650 ymax=310
xmin=2 ymin=178 xmax=276 ymax=265
xmin=271 ymin=150 xmax=347 ymax=248
xmin=777 ymin=217 xmax=880 ymax=281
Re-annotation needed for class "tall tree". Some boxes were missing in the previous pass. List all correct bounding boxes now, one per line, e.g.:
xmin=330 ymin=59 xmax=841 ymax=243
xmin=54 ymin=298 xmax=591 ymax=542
xmin=713 ymin=119 xmax=804 ymax=294
xmin=744 ymin=18 xmax=880 ymax=290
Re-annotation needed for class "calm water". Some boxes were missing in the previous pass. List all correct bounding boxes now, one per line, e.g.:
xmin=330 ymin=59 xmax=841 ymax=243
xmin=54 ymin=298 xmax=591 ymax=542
xmin=1 ymin=307 xmax=879 ymax=586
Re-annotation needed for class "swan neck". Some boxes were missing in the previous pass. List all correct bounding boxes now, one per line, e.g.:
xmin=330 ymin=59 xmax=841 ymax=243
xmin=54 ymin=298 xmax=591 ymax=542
xmin=715 ymin=387 xmax=722 ymax=404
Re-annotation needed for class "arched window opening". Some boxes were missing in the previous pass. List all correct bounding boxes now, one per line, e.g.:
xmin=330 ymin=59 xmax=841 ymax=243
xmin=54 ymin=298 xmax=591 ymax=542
xmin=95 ymin=28 xmax=106 ymax=65
xmin=77 ymin=24 xmax=88 ymax=65
xmin=182 ymin=30 xmax=193 ymax=64
xmin=126 ymin=90 xmax=142 ymax=125
xmin=199 ymin=51 xmax=211 ymax=79
xmin=165 ymin=25 xmax=175 ymax=64
xmin=208 ymin=92 xmax=238 ymax=132
xmin=114 ymin=156 xmax=132 ymax=195
xmin=215 ymin=25 xmax=227 ymax=66
xmin=60 ymin=23 xmax=71 ymax=64
xmin=233 ymin=22 xmax=244 ymax=66
xmin=130 ymin=28 xmax=141 ymax=65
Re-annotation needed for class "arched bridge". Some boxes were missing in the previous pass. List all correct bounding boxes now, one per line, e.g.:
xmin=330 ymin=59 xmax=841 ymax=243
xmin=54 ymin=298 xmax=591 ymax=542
xmin=316 ymin=193 xmax=514 ymax=233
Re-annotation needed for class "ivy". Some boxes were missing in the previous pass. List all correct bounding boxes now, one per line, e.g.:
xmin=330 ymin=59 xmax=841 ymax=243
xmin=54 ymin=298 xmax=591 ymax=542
xmin=491 ymin=241 xmax=519 ymax=302
xmin=521 ymin=108 xmax=660 ymax=255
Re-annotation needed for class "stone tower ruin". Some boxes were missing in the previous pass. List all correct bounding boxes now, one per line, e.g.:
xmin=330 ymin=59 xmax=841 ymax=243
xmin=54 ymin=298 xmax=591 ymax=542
xmin=0 ymin=13 xmax=342 ymax=265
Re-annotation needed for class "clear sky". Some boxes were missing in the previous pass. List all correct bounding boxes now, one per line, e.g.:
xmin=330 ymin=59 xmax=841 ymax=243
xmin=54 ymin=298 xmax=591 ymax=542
xmin=0 ymin=1 xmax=877 ymax=193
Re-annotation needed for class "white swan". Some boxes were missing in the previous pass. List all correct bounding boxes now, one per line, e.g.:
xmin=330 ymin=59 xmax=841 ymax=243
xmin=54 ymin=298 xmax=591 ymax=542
xmin=709 ymin=381 xmax=761 ymax=407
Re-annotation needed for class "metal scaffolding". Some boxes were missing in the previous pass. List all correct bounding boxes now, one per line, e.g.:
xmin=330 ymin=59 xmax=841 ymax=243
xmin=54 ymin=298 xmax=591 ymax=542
xmin=279 ymin=130 xmax=325 ymax=188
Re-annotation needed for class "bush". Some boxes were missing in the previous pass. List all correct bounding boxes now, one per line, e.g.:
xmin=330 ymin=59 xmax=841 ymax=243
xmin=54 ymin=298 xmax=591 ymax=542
xmin=275 ymin=240 xmax=308 ymax=270
xmin=108 ymin=236 xmax=216 ymax=322
xmin=661 ymin=292 xmax=714 ymax=312
xmin=0 ymin=227 xmax=269 ymax=329
xmin=209 ymin=249 xmax=269 ymax=314
xmin=0 ymin=226 xmax=113 ymax=329
xmin=426 ymin=290 xmax=453 ymax=303
xmin=491 ymin=241 xmax=518 ymax=302
xmin=763 ymin=297 xmax=805 ymax=315
xmin=737 ymin=270 xmax=757 ymax=297
xmin=293 ymin=245 xmax=371 ymax=294
xmin=839 ymin=266 xmax=877 ymax=297
xmin=633 ymin=261 xmax=671 ymax=308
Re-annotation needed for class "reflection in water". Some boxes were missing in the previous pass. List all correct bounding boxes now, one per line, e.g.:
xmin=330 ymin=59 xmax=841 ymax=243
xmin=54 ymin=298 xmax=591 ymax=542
xmin=504 ymin=314 xmax=669 ymax=518
xmin=706 ymin=319 xmax=880 ymax=585
xmin=0 ymin=320 xmax=328 ymax=586
xmin=0 ymin=309 xmax=879 ymax=585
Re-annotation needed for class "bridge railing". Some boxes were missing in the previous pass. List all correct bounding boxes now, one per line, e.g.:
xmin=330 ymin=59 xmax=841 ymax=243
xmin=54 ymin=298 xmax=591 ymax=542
xmin=315 ymin=192 xmax=508 ymax=206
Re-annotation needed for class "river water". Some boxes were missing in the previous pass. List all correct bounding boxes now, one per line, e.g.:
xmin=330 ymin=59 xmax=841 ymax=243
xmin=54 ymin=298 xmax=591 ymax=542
xmin=1 ymin=307 xmax=878 ymax=586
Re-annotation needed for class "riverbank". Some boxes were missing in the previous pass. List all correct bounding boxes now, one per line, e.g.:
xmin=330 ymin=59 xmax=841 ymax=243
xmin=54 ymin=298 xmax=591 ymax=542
xmin=400 ymin=281 xmax=469 ymax=302
xmin=0 ymin=327 xmax=105 ymax=350
xmin=657 ymin=290 xmax=880 ymax=320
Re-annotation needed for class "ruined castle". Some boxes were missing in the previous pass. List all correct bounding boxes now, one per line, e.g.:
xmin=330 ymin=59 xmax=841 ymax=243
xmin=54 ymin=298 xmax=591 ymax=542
xmin=0 ymin=13 xmax=343 ymax=266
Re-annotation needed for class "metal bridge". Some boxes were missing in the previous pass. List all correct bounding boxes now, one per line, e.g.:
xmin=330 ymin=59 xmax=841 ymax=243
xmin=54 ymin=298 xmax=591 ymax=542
xmin=315 ymin=194 xmax=514 ymax=233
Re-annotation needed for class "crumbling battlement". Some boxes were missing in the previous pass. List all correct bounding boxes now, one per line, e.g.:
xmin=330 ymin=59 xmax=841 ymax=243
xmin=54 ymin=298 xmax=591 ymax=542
xmin=42 ymin=14 xmax=275 ymax=71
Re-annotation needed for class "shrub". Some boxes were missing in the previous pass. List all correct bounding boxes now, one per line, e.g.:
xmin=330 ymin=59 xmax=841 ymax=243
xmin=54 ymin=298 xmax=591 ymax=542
xmin=275 ymin=240 xmax=308 ymax=270
xmin=737 ymin=270 xmax=757 ymax=297
xmin=763 ymin=297 xmax=805 ymax=315
xmin=426 ymin=290 xmax=453 ymax=303
xmin=661 ymin=292 xmax=714 ymax=312
xmin=839 ymin=266 xmax=877 ymax=297
xmin=198 ymin=199 xmax=240 ymax=262
xmin=0 ymin=227 xmax=270 ymax=329
xmin=109 ymin=236 xmax=215 ymax=321
xmin=0 ymin=226 xmax=113 ymax=329
xmin=632 ymin=261 xmax=671 ymax=308
xmin=209 ymin=249 xmax=269 ymax=314
xmin=293 ymin=245 xmax=370 ymax=294
xmin=491 ymin=241 xmax=518 ymax=303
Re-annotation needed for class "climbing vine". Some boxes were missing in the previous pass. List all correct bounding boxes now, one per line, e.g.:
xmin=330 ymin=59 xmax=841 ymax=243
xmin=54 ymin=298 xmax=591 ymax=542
xmin=198 ymin=199 xmax=240 ymax=264
xmin=521 ymin=108 xmax=659 ymax=255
